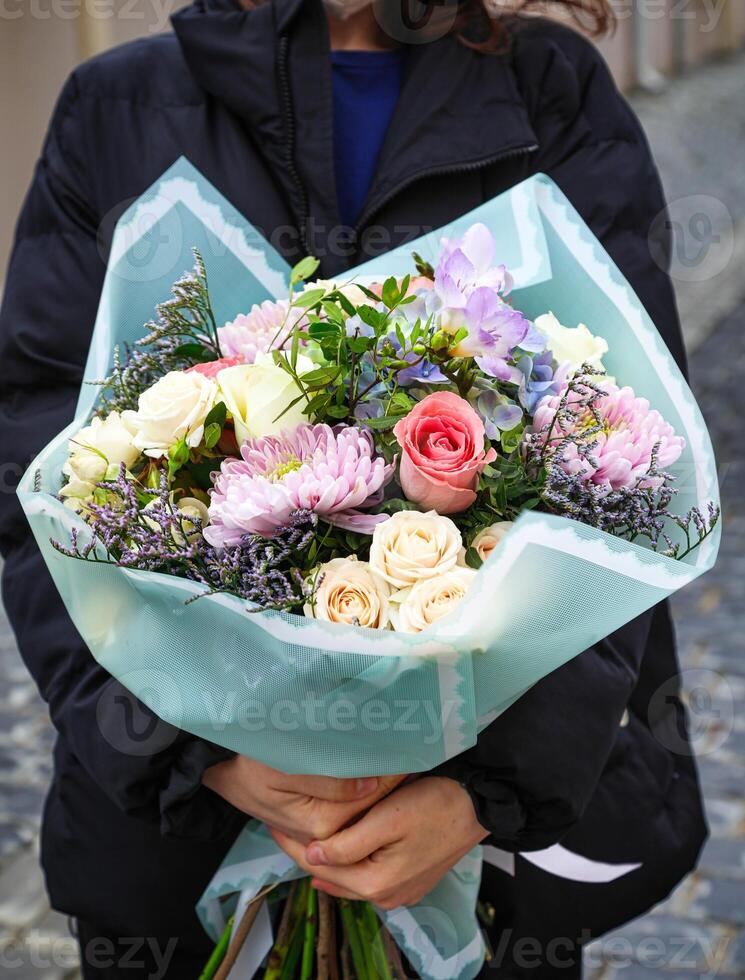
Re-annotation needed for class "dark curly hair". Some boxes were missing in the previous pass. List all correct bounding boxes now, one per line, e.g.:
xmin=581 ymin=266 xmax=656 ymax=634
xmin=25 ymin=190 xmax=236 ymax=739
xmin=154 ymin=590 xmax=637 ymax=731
xmin=448 ymin=1 xmax=613 ymax=50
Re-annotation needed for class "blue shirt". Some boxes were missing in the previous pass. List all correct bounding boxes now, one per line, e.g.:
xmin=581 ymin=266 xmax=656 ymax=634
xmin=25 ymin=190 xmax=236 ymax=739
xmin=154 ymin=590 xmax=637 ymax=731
xmin=331 ymin=50 xmax=405 ymax=228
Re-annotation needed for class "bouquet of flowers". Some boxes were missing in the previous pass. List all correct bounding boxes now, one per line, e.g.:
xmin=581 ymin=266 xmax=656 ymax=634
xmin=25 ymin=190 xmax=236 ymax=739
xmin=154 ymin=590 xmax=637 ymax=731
xmin=18 ymin=159 xmax=721 ymax=980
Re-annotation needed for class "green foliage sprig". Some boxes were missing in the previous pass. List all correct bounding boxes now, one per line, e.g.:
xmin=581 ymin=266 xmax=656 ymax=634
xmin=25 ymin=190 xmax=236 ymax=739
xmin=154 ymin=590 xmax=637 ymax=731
xmin=92 ymin=248 xmax=223 ymax=414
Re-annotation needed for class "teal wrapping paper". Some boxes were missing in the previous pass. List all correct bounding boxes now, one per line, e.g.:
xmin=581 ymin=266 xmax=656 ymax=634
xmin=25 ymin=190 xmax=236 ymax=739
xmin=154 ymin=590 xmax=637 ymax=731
xmin=17 ymin=158 xmax=720 ymax=979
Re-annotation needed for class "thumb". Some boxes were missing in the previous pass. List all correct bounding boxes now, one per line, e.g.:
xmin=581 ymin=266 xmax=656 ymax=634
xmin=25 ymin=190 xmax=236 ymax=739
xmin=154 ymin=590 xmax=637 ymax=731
xmin=306 ymin=809 xmax=389 ymax=868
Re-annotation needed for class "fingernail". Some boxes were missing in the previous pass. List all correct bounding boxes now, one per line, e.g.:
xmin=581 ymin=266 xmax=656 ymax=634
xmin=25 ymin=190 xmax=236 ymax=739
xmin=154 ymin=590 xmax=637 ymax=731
xmin=307 ymin=844 xmax=327 ymax=866
xmin=355 ymin=777 xmax=377 ymax=797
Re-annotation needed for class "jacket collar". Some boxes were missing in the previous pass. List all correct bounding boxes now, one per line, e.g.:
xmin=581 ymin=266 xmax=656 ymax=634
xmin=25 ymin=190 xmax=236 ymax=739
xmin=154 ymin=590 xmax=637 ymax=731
xmin=172 ymin=0 xmax=537 ymax=242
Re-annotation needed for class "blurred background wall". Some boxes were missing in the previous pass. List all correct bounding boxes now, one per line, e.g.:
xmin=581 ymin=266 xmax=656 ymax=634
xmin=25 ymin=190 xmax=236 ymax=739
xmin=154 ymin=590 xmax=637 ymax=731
xmin=1 ymin=0 xmax=745 ymax=279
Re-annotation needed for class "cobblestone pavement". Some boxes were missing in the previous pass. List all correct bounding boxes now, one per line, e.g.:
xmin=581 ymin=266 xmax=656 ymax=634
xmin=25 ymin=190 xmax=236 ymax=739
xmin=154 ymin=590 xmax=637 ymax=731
xmin=0 ymin=50 xmax=744 ymax=980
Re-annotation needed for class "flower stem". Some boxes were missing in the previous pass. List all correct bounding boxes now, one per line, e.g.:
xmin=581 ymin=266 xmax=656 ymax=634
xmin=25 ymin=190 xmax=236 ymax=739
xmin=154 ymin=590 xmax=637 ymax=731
xmin=299 ymin=883 xmax=318 ymax=980
xmin=339 ymin=899 xmax=370 ymax=980
xmin=197 ymin=916 xmax=234 ymax=980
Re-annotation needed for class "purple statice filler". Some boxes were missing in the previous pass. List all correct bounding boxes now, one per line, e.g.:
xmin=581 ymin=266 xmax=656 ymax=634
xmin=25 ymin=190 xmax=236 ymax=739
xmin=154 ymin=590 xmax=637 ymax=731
xmin=200 ymin=509 xmax=317 ymax=610
xmin=52 ymin=466 xmax=317 ymax=611
xmin=521 ymin=368 xmax=720 ymax=556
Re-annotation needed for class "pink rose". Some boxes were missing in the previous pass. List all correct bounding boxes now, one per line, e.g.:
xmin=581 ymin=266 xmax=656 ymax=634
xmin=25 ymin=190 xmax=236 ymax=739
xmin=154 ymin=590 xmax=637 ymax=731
xmin=393 ymin=391 xmax=497 ymax=514
xmin=186 ymin=356 xmax=245 ymax=380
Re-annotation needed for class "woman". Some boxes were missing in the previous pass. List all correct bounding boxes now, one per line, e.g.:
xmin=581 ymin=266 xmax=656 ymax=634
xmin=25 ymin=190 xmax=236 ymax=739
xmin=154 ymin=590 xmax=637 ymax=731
xmin=0 ymin=0 xmax=706 ymax=977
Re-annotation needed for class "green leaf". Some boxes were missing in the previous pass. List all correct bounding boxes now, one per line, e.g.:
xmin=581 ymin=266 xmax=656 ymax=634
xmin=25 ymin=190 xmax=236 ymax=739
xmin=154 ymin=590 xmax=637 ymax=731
xmin=290 ymin=256 xmax=320 ymax=285
xmin=301 ymin=366 xmax=342 ymax=386
xmin=334 ymin=291 xmax=357 ymax=317
xmin=290 ymin=326 xmax=300 ymax=370
xmin=464 ymin=546 xmax=483 ymax=570
xmin=203 ymin=401 xmax=227 ymax=428
xmin=293 ymin=288 xmax=326 ymax=309
xmin=381 ymin=276 xmax=399 ymax=309
xmin=168 ymin=438 xmax=189 ymax=467
xmin=203 ymin=422 xmax=222 ymax=449
xmin=308 ymin=321 xmax=341 ymax=340
xmin=376 ymin=498 xmax=420 ymax=515
xmin=185 ymin=458 xmax=219 ymax=491
xmin=356 ymin=283 xmax=384 ymax=303
xmin=347 ymin=336 xmax=373 ymax=354
xmin=321 ymin=300 xmax=345 ymax=326
xmin=303 ymin=392 xmax=332 ymax=419
xmin=357 ymin=305 xmax=385 ymax=330
xmin=500 ymin=422 xmax=525 ymax=454
xmin=325 ymin=404 xmax=349 ymax=420
xmin=362 ymin=414 xmax=405 ymax=431
xmin=389 ymin=391 xmax=414 ymax=414
xmin=173 ymin=342 xmax=216 ymax=362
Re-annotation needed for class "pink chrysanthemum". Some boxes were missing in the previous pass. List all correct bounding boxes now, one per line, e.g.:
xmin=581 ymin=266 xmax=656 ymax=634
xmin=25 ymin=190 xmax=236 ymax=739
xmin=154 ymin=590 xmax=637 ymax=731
xmin=204 ymin=424 xmax=394 ymax=544
xmin=218 ymin=300 xmax=305 ymax=364
xmin=530 ymin=382 xmax=685 ymax=491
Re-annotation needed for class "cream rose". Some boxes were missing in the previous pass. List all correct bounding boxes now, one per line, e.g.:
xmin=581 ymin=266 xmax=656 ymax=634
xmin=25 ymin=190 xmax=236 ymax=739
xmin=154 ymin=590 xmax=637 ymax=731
xmin=63 ymin=412 xmax=140 ymax=485
xmin=534 ymin=312 xmax=608 ymax=375
xmin=390 ymin=566 xmax=477 ymax=634
xmin=369 ymin=511 xmax=462 ymax=590
xmin=60 ymin=462 xmax=123 ymax=513
xmin=470 ymin=521 xmax=513 ymax=563
xmin=59 ymin=476 xmax=97 ymax=513
xmin=217 ymin=352 xmax=315 ymax=446
xmin=305 ymin=557 xmax=390 ymax=629
xmin=124 ymin=370 xmax=219 ymax=459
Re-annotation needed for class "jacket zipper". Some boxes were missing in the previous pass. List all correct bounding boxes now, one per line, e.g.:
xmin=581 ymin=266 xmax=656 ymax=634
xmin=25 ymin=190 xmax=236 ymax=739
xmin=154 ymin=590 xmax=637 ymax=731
xmin=352 ymin=143 xmax=539 ymax=241
xmin=277 ymin=34 xmax=311 ymax=254
xmin=278 ymin=33 xmax=538 ymax=257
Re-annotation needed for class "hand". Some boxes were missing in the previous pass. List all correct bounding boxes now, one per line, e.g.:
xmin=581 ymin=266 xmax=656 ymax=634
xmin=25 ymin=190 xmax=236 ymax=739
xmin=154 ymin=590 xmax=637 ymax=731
xmin=270 ymin=776 xmax=488 ymax=909
xmin=203 ymin=755 xmax=403 ymax=844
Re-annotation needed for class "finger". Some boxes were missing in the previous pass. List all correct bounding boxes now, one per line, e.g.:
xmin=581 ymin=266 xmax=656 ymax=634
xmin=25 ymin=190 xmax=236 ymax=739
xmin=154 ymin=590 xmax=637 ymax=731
xmin=306 ymin=792 xmax=405 ymax=867
xmin=311 ymin=878 xmax=365 ymax=901
xmin=271 ymin=827 xmax=378 ymax=893
xmin=276 ymin=773 xmax=379 ymax=803
xmin=269 ymin=827 xmax=308 ymax=865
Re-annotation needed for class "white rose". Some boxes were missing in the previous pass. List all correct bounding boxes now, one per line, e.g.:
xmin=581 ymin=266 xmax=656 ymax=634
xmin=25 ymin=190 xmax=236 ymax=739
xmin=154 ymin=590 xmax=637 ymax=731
xmin=369 ymin=510 xmax=462 ymax=590
xmin=63 ymin=412 xmax=140 ymax=485
xmin=217 ymin=352 xmax=315 ymax=446
xmin=534 ymin=312 xmax=609 ymax=375
xmin=305 ymin=557 xmax=390 ymax=629
xmin=470 ymin=521 xmax=513 ymax=563
xmin=124 ymin=370 xmax=219 ymax=459
xmin=390 ymin=566 xmax=477 ymax=634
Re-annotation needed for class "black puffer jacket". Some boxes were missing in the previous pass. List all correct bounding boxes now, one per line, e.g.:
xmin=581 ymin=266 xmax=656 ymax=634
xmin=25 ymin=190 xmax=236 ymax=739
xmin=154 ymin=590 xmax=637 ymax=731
xmin=0 ymin=0 xmax=704 ymax=944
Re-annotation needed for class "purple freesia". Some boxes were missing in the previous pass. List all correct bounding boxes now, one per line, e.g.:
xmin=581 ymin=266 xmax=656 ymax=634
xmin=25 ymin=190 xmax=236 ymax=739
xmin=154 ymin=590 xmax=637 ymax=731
xmin=431 ymin=224 xmax=532 ymax=372
xmin=437 ymin=223 xmax=513 ymax=293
